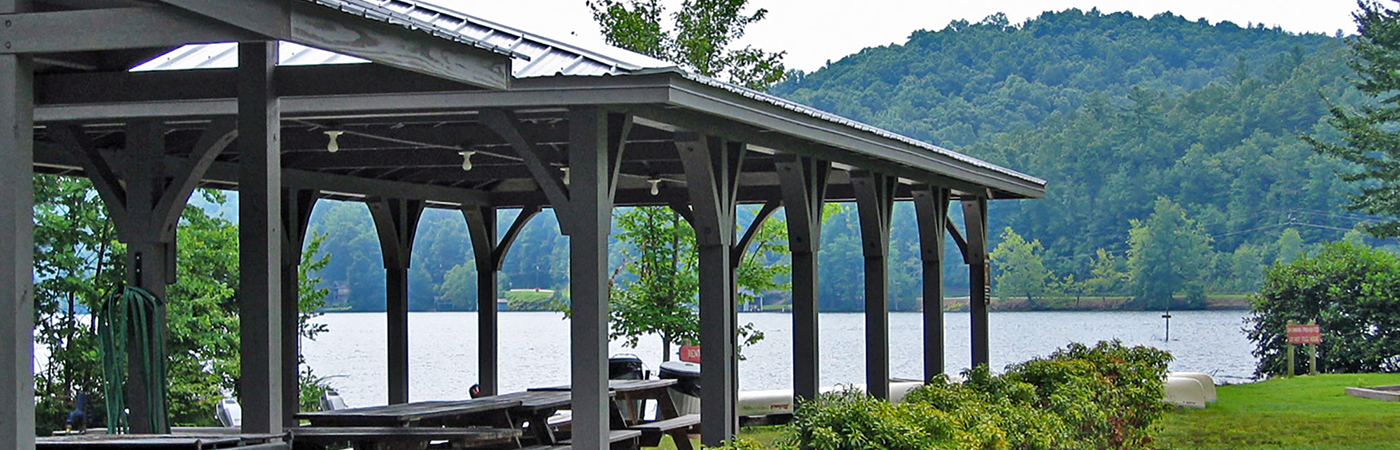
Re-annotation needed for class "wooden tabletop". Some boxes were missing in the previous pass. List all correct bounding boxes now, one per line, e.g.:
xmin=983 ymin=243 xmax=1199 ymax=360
xmin=295 ymin=397 xmax=521 ymax=426
xmin=527 ymin=378 xmax=677 ymax=393
xmin=37 ymin=433 xmax=285 ymax=449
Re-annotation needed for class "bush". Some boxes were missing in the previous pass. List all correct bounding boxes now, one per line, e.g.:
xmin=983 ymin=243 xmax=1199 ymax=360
xmin=1247 ymin=241 xmax=1400 ymax=376
xmin=780 ymin=340 xmax=1171 ymax=450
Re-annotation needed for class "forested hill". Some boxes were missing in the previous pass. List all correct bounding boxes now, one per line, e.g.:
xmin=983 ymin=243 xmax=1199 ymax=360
xmin=770 ymin=9 xmax=1369 ymax=284
xmin=299 ymin=9 xmax=1378 ymax=313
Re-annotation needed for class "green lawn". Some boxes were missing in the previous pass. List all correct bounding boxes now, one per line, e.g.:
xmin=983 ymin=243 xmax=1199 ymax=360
xmin=1156 ymin=373 xmax=1400 ymax=450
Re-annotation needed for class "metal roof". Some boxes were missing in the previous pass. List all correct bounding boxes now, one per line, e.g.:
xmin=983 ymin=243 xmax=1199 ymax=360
xmin=128 ymin=0 xmax=1043 ymax=189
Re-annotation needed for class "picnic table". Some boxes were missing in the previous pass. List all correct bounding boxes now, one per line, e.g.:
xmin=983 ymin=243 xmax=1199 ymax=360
xmin=292 ymin=397 xmax=523 ymax=450
xmin=528 ymin=379 xmax=697 ymax=450
xmin=36 ymin=432 xmax=287 ymax=450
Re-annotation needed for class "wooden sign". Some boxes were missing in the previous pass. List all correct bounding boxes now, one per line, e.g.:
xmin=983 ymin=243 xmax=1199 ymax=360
xmin=1287 ymin=324 xmax=1321 ymax=345
xmin=679 ymin=345 xmax=701 ymax=363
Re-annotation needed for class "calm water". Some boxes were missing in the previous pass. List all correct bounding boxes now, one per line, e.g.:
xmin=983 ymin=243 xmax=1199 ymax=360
xmin=302 ymin=310 xmax=1256 ymax=407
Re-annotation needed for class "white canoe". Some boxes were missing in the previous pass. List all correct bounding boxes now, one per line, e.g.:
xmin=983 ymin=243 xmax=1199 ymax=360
xmin=733 ymin=381 xmax=925 ymax=418
xmin=1163 ymin=376 xmax=1208 ymax=409
xmin=1169 ymin=372 xmax=1217 ymax=403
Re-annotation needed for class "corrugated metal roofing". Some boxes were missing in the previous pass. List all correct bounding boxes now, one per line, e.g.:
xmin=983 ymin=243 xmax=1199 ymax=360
xmin=128 ymin=0 xmax=1042 ymax=188
xmin=134 ymin=0 xmax=674 ymax=77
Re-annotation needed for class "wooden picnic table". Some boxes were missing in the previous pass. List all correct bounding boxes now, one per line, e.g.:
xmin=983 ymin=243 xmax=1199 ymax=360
xmin=294 ymin=397 xmax=521 ymax=428
xmin=36 ymin=432 xmax=287 ymax=450
xmin=526 ymin=379 xmax=694 ymax=450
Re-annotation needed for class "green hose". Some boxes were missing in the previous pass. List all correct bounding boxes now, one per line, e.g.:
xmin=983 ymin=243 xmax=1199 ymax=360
xmin=97 ymin=285 xmax=169 ymax=434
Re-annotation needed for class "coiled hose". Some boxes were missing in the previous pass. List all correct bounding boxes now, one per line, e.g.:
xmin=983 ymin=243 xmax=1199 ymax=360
xmin=97 ymin=285 xmax=168 ymax=434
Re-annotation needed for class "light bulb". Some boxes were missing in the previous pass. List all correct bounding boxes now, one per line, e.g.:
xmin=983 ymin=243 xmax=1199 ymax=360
xmin=324 ymin=130 xmax=344 ymax=153
xmin=648 ymin=178 xmax=662 ymax=196
xmin=458 ymin=150 xmax=475 ymax=171
xmin=561 ymin=167 xmax=570 ymax=185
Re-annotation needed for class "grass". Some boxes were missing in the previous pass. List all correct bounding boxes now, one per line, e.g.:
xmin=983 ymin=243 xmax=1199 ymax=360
xmin=1156 ymin=373 xmax=1400 ymax=450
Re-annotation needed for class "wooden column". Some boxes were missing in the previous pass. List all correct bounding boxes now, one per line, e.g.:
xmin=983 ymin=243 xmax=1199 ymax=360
xmin=962 ymin=197 xmax=991 ymax=368
xmin=238 ymin=41 xmax=284 ymax=434
xmin=853 ymin=171 xmax=896 ymax=400
xmin=280 ymin=189 xmax=318 ymax=425
xmin=463 ymin=204 xmax=540 ymax=396
xmin=51 ymin=114 xmax=234 ymax=433
xmin=483 ymin=108 xmax=626 ymax=450
xmin=913 ymin=186 xmax=950 ymax=380
xmin=776 ymin=154 xmax=828 ymax=402
xmin=368 ymin=198 xmax=424 ymax=405
xmin=677 ymin=133 xmax=744 ymax=446
xmin=0 ymin=6 xmax=34 ymax=446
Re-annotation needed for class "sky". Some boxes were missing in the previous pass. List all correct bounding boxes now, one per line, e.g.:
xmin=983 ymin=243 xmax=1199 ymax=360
xmin=436 ymin=0 xmax=1359 ymax=72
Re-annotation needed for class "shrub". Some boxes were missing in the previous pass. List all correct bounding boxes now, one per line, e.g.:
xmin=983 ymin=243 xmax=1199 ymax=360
xmin=782 ymin=340 xmax=1170 ymax=450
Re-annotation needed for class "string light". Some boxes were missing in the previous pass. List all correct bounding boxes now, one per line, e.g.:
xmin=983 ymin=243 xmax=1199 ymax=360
xmin=324 ymin=130 xmax=344 ymax=153
xmin=458 ymin=150 xmax=475 ymax=171
xmin=648 ymin=178 xmax=662 ymax=196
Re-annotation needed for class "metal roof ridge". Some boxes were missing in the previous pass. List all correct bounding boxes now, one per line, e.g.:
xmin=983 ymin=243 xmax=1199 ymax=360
xmin=654 ymin=69 xmax=1046 ymax=187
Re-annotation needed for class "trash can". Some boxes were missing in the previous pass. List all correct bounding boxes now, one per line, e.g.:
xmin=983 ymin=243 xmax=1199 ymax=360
xmin=658 ymin=360 xmax=702 ymax=416
xmin=610 ymin=354 xmax=648 ymax=422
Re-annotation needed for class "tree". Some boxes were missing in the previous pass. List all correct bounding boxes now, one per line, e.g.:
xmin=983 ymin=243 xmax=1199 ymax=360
xmin=1127 ymin=198 xmax=1213 ymax=308
xmin=587 ymin=0 xmax=786 ymax=90
xmin=608 ymin=207 xmax=700 ymax=361
xmin=1083 ymin=249 xmax=1127 ymax=299
xmin=1246 ymin=241 xmax=1400 ymax=376
xmin=1307 ymin=1 xmax=1400 ymax=237
xmin=990 ymin=227 xmax=1054 ymax=307
xmin=1273 ymin=228 xmax=1305 ymax=265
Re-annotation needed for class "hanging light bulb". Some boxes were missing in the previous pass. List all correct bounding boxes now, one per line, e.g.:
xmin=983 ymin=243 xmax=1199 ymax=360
xmin=648 ymin=178 xmax=662 ymax=196
xmin=324 ymin=130 xmax=344 ymax=153
xmin=561 ymin=167 xmax=570 ymax=185
xmin=458 ymin=150 xmax=475 ymax=171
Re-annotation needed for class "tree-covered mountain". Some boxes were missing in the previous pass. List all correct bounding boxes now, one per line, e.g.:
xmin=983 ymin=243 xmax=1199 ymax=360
xmin=304 ymin=8 xmax=1382 ymax=312
xmin=767 ymin=9 xmax=1377 ymax=305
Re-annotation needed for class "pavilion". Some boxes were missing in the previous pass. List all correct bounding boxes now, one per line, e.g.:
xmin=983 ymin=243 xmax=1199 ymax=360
xmin=0 ymin=1 xmax=1045 ymax=449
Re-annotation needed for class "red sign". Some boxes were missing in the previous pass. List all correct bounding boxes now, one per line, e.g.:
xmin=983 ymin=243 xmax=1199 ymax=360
xmin=1287 ymin=324 xmax=1321 ymax=345
xmin=679 ymin=345 xmax=701 ymax=363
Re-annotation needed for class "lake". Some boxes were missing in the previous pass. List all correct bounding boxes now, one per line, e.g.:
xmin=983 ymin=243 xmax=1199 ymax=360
xmin=302 ymin=310 xmax=1257 ymax=407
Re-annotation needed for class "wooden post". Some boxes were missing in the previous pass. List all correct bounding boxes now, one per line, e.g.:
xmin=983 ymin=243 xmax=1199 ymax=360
xmin=776 ymin=154 xmax=828 ymax=403
xmin=464 ymin=204 xmax=540 ymax=397
xmin=0 ymin=3 xmax=35 ymax=445
xmin=1287 ymin=344 xmax=1295 ymax=378
xmin=281 ymin=189 xmax=318 ymax=425
xmin=677 ymin=133 xmax=743 ymax=446
xmin=238 ymin=40 xmax=284 ymax=434
xmin=913 ymin=186 xmax=950 ymax=381
xmin=368 ymin=198 xmax=425 ymax=404
xmin=564 ymin=108 xmax=616 ymax=450
xmin=853 ymin=171 xmax=896 ymax=401
xmin=962 ymin=198 xmax=991 ymax=369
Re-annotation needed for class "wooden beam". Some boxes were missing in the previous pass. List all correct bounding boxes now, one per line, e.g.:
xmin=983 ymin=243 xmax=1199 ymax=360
xmin=154 ymin=117 xmax=237 ymax=241
xmin=481 ymin=109 xmax=571 ymax=216
xmin=0 ymin=6 xmax=34 ymax=446
xmin=237 ymin=40 xmax=284 ymax=434
xmin=853 ymin=170 xmax=897 ymax=401
xmin=0 ymin=7 xmax=256 ymax=54
xmin=912 ymin=185 xmax=950 ymax=381
xmin=152 ymin=0 xmax=511 ymax=90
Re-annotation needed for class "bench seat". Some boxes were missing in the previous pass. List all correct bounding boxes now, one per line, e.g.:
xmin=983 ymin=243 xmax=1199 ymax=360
xmin=630 ymin=414 xmax=700 ymax=449
xmin=561 ymin=429 xmax=641 ymax=450
xmin=290 ymin=426 xmax=518 ymax=450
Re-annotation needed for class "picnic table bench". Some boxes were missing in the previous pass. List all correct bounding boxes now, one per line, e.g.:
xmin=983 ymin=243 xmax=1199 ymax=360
xmin=36 ymin=432 xmax=287 ymax=450
xmin=295 ymin=397 xmax=521 ymax=428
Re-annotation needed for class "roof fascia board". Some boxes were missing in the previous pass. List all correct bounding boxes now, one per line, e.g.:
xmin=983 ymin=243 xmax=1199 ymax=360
xmin=658 ymin=74 xmax=1044 ymax=199
xmin=151 ymin=0 xmax=512 ymax=90
xmin=0 ymin=7 xmax=259 ymax=54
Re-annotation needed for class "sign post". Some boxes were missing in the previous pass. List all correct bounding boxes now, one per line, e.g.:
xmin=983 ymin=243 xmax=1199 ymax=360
xmin=1286 ymin=323 xmax=1321 ymax=377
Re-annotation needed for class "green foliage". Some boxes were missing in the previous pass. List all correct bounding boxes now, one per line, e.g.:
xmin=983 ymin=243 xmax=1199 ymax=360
xmin=605 ymin=207 xmax=775 ymax=360
xmin=1127 ymin=198 xmax=1214 ymax=308
xmin=1307 ymin=1 xmax=1400 ymax=238
xmin=990 ymin=227 xmax=1054 ymax=305
xmin=780 ymin=341 xmax=1171 ymax=450
xmin=1247 ymin=241 xmax=1400 ymax=377
xmin=587 ymin=0 xmax=786 ymax=89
